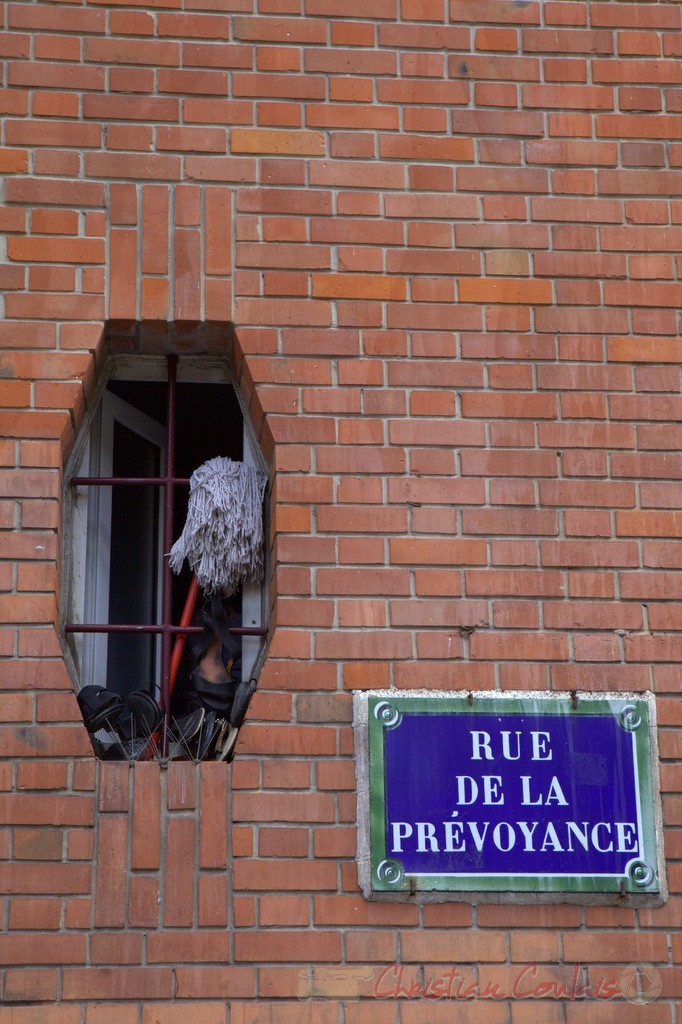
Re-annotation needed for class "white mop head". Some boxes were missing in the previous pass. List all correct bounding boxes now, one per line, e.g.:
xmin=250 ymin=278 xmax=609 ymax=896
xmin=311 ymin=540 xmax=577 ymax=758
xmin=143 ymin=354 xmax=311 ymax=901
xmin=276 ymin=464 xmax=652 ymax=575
xmin=169 ymin=456 xmax=267 ymax=594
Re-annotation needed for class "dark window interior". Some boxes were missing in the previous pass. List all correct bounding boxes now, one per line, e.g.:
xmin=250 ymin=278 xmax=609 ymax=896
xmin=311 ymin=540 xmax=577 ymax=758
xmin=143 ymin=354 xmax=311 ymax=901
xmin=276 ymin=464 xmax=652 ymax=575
xmin=108 ymin=422 xmax=161 ymax=690
xmin=104 ymin=379 xmax=243 ymax=695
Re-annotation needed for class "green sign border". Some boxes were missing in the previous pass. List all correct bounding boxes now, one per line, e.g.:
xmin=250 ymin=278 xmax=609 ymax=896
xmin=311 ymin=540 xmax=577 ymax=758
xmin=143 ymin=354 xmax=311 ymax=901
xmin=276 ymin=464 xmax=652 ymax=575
xmin=364 ymin=692 xmax=664 ymax=901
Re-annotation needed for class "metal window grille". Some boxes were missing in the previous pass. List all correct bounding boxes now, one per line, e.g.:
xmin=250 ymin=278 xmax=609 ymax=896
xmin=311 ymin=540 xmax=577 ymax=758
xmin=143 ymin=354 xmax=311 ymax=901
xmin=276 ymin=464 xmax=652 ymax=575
xmin=65 ymin=354 xmax=267 ymax=746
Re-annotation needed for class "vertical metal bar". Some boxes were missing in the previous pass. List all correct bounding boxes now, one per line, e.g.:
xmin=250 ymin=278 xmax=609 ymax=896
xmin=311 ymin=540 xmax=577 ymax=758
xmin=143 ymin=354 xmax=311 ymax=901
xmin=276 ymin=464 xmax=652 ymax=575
xmin=161 ymin=354 xmax=178 ymax=753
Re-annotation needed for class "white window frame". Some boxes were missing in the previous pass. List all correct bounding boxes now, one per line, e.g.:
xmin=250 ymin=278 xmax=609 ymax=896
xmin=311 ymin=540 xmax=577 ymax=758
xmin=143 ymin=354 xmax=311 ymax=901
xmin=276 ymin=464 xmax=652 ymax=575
xmin=83 ymin=391 xmax=166 ymax=691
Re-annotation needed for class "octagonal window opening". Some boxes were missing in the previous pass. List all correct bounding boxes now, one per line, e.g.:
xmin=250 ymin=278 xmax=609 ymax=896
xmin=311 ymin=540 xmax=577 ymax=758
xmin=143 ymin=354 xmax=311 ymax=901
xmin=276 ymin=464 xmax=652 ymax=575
xmin=62 ymin=353 xmax=268 ymax=761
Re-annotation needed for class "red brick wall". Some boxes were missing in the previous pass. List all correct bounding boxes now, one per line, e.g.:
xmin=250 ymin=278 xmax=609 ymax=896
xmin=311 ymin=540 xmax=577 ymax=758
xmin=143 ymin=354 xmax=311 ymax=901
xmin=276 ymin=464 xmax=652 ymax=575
xmin=1 ymin=0 xmax=681 ymax=1018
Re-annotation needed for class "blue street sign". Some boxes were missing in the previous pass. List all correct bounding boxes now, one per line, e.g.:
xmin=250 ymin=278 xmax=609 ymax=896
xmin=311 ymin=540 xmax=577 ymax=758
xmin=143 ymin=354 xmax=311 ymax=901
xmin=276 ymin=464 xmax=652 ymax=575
xmin=359 ymin=693 xmax=663 ymax=901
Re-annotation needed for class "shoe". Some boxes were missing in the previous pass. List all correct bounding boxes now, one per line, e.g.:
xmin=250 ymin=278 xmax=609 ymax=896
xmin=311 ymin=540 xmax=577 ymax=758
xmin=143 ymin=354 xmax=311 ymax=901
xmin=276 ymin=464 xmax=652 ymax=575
xmin=128 ymin=690 xmax=164 ymax=737
xmin=215 ymin=677 xmax=257 ymax=762
xmin=230 ymin=677 xmax=257 ymax=729
xmin=77 ymin=685 xmax=125 ymax=733
xmin=184 ymin=670 xmax=235 ymax=716
xmin=187 ymin=594 xmax=240 ymax=673
xmin=167 ymin=707 xmax=205 ymax=759
xmin=172 ymin=594 xmax=239 ymax=720
xmin=196 ymin=709 xmax=219 ymax=760
xmin=91 ymin=728 xmax=128 ymax=760
xmin=215 ymin=722 xmax=239 ymax=763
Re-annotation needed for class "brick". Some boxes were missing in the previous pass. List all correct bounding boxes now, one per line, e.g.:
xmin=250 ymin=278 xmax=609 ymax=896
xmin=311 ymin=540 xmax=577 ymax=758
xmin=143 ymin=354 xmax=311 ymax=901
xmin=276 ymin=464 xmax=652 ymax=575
xmin=157 ymin=126 xmax=226 ymax=154
xmin=94 ymin=816 xmax=127 ymax=928
xmin=541 ymin=541 xmax=639 ymax=568
xmin=8 ymin=237 xmax=104 ymax=264
xmin=62 ymin=968 xmax=174 ymax=1001
xmin=312 ymin=274 xmax=406 ymax=301
xmin=463 ymin=509 xmax=558 ymax=536
xmin=86 ymin=152 xmax=181 ymax=180
xmin=185 ymin=41 xmax=249 ymax=69
xmin=238 ymin=724 xmax=336 ymax=756
xmin=232 ymin=128 xmax=324 ymax=156
xmin=539 ymin=480 xmax=635 ymax=508
xmin=0 ymin=794 xmax=92 ymax=826
xmin=538 ymin=422 xmax=634 ymax=448
xmin=91 ymin=934 xmax=143 ymax=965
xmin=544 ymin=601 xmax=642 ymax=630
xmin=127 ymin=877 xmax=159 ymax=929
xmin=471 ymin=632 xmax=569 ymax=662
xmin=466 ymin=570 xmax=564 ymax=597
xmin=199 ymin=762 xmax=228 ymax=868
xmin=131 ymin=762 xmax=160 ymax=870
xmin=147 ymin=933 xmax=230 ymax=964
xmin=0 ymin=863 xmax=91 ymax=895
xmin=163 ymin=817 xmax=195 ymax=927
xmin=99 ymin=762 xmax=129 ymax=812
xmin=260 ymin=894 xmax=310 ymax=926
xmin=233 ymin=73 xmax=325 ymax=102
xmin=565 ymin=932 xmax=668 ymax=963
xmin=0 ymin=724 xmax=90 ymax=756
xmin=16 ymin=761 xmax=69 ymax=789
xmin=617 ymin=511 xmax=682 ymax=538
xmin=401 ymin=930 xmax=506 ymax=963
xmin=235 ymin=931 xmax=342 ymax=963
xmin=9 ymin=61 xmax=105 ymax=91
xmin=4 ymin=969 xmax=58 ymax=1003
xmin=167 ymin=761 xmax=196 ymax=811
xmin=459 ymin=278 xmax=552 ymax=305
xmin=8 ymin=897 xmax=61 ymax=930
xmin=197 ymin=875 xmax=228 ymax=928
xmin=173 ymin=968 xmax=254 ymax=1000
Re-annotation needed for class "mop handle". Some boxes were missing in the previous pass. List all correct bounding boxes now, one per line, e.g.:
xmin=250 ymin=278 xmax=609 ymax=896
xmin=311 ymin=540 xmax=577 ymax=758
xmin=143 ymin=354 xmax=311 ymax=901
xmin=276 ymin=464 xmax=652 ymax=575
xmin=169 ymin=575 xmax=201 ymax=695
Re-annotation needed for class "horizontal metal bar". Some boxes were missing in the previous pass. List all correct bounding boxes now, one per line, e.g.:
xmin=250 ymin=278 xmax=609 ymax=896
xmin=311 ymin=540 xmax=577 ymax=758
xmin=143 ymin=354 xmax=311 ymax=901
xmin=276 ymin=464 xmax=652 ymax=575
xmin=65 ymin=623 xmax=268 ymax=636
xmin=66 ymin=624 xmax=204 ymax=635
xmin=71 ymin=476 xmax=190 ymax=486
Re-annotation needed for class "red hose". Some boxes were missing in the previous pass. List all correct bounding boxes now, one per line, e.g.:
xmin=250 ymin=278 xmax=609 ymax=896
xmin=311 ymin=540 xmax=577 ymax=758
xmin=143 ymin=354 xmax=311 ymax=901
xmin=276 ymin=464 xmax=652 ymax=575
xmin=168 ymin=575 xmax=201 ymax=696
